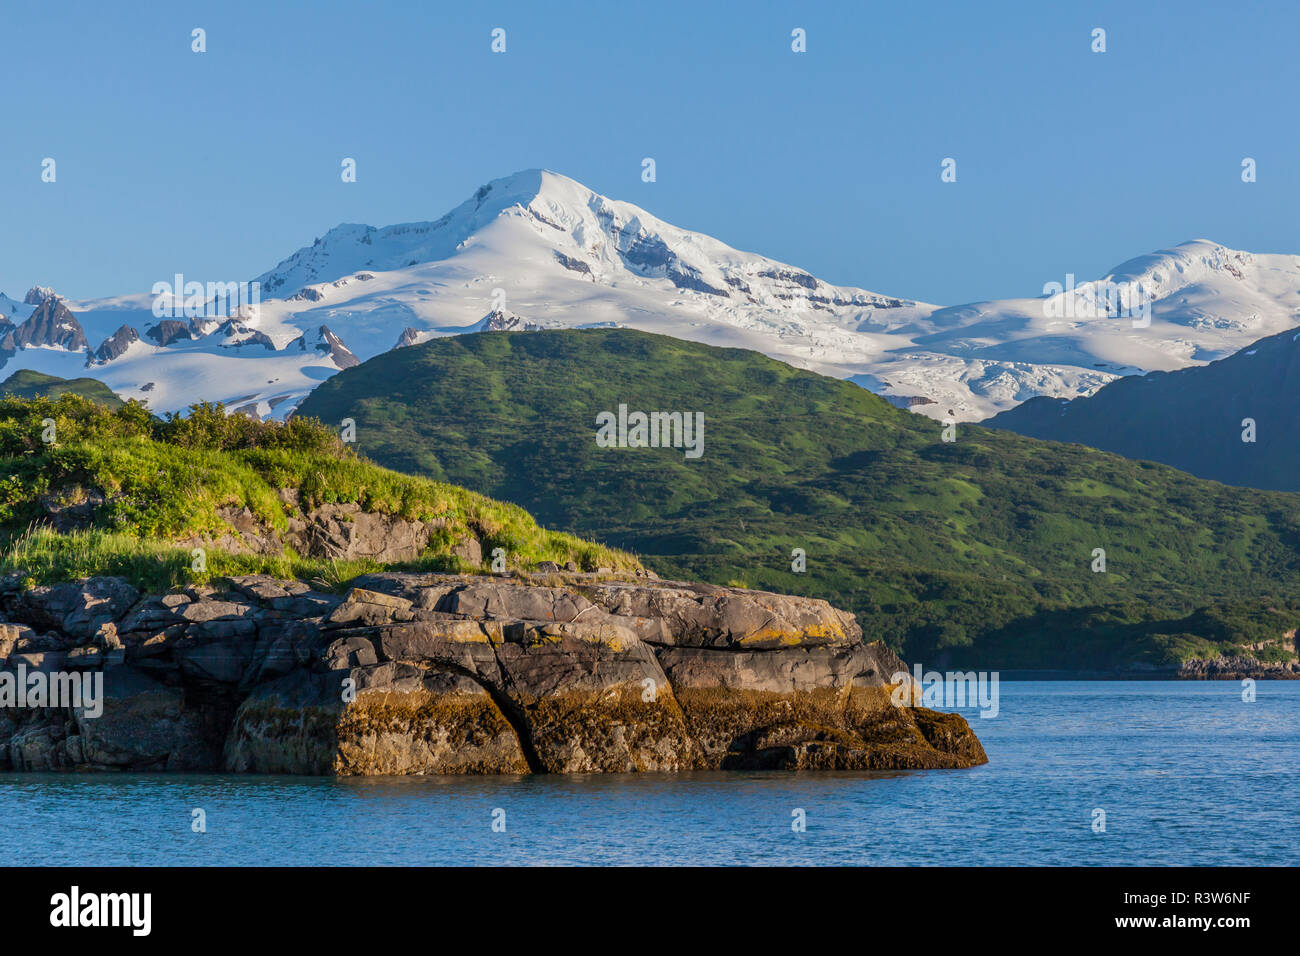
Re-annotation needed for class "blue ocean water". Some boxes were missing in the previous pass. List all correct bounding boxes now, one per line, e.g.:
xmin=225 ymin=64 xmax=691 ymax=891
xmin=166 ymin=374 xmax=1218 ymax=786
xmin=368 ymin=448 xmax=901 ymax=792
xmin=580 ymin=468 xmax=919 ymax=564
xmin=1 ymin=681 xmax=1295 ymax=866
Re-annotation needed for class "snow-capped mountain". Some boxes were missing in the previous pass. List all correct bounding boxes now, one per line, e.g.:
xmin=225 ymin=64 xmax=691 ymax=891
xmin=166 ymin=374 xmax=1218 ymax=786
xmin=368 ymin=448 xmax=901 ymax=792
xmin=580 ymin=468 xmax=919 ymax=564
xmin=2 ymin=169 xmax=1299 ymax=421
xmin=0 ymin=285 xmax=361 ymax=419
xmin=244 ymin=168 xmax=935 ymax=396
xmin=877 ymin=241 xmax=1300 ymax=419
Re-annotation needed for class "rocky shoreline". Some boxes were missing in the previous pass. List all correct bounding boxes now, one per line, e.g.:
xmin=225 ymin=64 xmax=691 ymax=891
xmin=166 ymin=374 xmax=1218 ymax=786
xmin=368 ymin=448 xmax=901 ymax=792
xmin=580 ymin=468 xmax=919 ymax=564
xmin=0 ymin=572 xmax=987 ymax=774
xmin=994 ymin=659 xmax=1300 ymax=681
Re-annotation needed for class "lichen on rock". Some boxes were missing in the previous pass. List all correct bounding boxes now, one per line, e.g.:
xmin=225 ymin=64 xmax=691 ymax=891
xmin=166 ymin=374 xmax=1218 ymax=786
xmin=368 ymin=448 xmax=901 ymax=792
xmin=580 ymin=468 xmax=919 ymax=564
xmin=0 ymin=571 xmax=987 ymax=775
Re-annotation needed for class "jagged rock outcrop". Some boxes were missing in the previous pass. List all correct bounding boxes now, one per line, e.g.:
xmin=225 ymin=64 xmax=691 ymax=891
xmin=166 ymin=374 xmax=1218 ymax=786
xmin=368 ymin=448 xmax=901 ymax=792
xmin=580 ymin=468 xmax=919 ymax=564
xmin=471 ymin=309 xmax=550 ymax=333
xmin=90 ymin=325 xmax=140 ymax=364
xmin=145 ymin=319 xmax=195 ymax=347
xmin=393 ymin=327 xmax=429 ymax=349
xmin=554 ymin=251 xmax=593 ymax=278
xmin=23 ymin=286 xmax=60 ymax=307
xmin=0 ymin=572 xmax=986 ymax=775
xmin=1 ymin=297 xmax=89 ymax=353
xmin=292 ymin=324 xmax=359 ymax=368
xmin=283 ymin=502 xmax=467 ymax=564
xmin=215 ymin=319 xmax=277 ymax=351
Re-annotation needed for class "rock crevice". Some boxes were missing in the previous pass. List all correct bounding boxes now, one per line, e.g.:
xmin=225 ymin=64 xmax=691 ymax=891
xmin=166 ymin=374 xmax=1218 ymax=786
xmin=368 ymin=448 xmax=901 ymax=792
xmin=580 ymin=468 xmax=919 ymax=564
xmin=0 ymin=572 xmax=987 ymax=774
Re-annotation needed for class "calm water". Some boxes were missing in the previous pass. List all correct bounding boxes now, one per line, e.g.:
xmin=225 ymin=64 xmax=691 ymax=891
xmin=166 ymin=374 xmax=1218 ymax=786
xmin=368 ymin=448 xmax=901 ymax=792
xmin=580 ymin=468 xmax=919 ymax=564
xmin=2 ymin=682 xmax=1296 ymax=866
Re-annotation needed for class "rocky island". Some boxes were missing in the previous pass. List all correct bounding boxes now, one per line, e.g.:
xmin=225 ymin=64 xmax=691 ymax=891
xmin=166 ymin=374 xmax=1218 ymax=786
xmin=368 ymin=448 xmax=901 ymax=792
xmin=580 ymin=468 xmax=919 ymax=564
xmin=0 ymin=572 xmax=986 ymax=774
xmin=0 ymin=392 xmax=985 ymax=772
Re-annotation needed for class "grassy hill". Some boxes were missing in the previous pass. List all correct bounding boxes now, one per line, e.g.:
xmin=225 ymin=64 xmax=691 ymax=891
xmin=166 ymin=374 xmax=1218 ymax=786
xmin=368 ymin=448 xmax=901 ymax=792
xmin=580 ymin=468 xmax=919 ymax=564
xmin=1 ymin=369 xmax=124 ymax=407
xmin=0 ymin=394 xmax=637 ymax=591
xmin=297 ymin=328 xmax=1300 ymax=670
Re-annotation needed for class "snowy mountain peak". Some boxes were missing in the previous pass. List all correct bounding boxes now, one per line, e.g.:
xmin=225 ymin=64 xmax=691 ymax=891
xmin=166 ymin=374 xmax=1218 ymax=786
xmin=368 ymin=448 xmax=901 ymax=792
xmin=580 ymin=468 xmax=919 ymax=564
xmin=255 ymin=169 xmax=567 ymax=299
xmin=2 ymin=297 xmax=88 ymax=353
xmin=1100 ymin=240 xmax=1289 ymax=297
xmin=90 ymin=325 xmax=140 ymax=365
xmin=5 ymin=169 xmax=1300 ymax=425
xmin=23 ymin=285 xmax=63 ymax=307
xmin=253 ymin=169 xmax=920 ymax=316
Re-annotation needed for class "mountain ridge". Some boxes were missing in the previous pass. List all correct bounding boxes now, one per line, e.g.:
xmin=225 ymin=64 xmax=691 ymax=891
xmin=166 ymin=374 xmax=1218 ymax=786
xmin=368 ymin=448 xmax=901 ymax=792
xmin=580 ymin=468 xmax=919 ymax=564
xmin=985 ymin=321 xmax=1300 ymax=492
xmin=3 ymin=170 xmax=1300 ymax=423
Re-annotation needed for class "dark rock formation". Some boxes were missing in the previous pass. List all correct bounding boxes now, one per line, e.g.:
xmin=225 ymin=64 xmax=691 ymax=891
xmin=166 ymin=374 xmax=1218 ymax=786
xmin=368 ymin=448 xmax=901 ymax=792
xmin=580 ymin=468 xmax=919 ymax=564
xmin=554 ymin=251 xmax=593 ymax=277
xmin=471 ymin=310 xmax=549 ymax=333
xmin=23 ymin=286 xmax=60 ymax=307
xmin=289 ymin=325 xmax=360 ymax=368
xmin=1174 ymin=655 xmax=1299 ymax=679
xmin=284 ymin=502 xmax=462 ymax=564
xmin=216 ymin=319 xmax=277 ymax=351
xmin=0 ymin=572 xmax=987 ymax=775
xmin=758 ymin=268 xmax=819 ymax=290
xmin=90 ymin=325 xmax=140 ymax=364
xmin=1 ymin=298 xmax=89 ymax=353
xmin=313 ymin=325 xmax=359 ymax=368
xmin=393 ymin=327 xmax=427 ymax=349
xmin=145 ymin=320 xmax=195 ymax=347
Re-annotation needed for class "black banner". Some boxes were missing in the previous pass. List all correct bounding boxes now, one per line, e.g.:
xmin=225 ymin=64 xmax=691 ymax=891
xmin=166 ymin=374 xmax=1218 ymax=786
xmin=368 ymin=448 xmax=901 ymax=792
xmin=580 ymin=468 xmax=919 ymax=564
xmin=1 ymin=866 xmax=1279 ymax=942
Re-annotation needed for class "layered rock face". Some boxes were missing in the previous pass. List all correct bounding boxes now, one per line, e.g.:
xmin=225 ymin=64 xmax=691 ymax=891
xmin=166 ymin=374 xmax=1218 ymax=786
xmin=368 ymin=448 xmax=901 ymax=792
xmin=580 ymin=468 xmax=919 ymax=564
xmin=0 ymin=573 xmax=986 ymax=774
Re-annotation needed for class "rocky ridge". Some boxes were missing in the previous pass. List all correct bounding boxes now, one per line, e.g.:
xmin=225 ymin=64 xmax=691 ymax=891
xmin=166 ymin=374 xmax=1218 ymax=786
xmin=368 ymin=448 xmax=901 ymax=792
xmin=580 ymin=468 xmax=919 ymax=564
xmin=0 ymin=572 xmax=986 ymax=774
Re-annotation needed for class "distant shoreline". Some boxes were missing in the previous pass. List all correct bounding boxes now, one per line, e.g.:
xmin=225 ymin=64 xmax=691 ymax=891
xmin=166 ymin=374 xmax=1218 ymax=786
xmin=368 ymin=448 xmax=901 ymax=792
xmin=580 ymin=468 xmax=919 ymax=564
xmin=995 ymin=668 xmax=1298 ymax=681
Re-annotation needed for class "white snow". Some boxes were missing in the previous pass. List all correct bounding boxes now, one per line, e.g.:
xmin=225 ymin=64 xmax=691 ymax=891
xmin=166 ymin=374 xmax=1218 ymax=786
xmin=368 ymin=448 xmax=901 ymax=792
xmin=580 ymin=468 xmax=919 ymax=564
xmin=4 ymin=170 xmax=1300 ymax=423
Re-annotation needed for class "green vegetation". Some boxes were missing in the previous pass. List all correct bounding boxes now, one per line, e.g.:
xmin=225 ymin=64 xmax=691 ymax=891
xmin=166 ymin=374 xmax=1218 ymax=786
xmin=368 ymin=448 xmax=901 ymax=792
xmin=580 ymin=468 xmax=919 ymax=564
xmin=987 ymin=323 xmax=1300 ymax=493
xmin=297 ymin=328 xmax=1300 ymax=669
xmin=1 ymin=524 xmax=385 ymax=594
xmin=1 ymin=369 xmax=124 ymax=407
xmin=0 ymin=393 xmax=638 ymax=591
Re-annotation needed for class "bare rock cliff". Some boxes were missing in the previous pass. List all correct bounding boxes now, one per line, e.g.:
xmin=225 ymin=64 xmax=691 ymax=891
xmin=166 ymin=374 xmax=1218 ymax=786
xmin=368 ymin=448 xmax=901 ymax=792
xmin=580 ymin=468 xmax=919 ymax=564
xmin=0 ymin=572 xmax=987 ymax=774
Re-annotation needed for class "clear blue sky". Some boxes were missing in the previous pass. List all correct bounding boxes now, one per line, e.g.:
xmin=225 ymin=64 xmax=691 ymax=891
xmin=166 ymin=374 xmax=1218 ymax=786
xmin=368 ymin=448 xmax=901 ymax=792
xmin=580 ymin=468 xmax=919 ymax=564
xmin=2 ymin=0 xmax=1296 ymax=305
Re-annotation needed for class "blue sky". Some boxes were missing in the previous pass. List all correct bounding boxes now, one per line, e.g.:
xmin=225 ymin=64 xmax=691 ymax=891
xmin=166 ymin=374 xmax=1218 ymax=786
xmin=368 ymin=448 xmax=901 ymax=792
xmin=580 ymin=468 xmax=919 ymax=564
xmin=2 ymin=0 xmax=1296 ymax=305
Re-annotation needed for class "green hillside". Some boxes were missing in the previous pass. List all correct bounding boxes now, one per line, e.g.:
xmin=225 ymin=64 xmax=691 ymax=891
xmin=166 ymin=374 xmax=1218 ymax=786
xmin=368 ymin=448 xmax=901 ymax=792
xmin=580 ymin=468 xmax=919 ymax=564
xmin=297 ymin=328 xmax=1300 ymax=670
xmin=0 ymin=393 xmax=637 ymax=591
xmin=986 ymin=322 xmax=1300 ymax=493
xmin=1 ymin=369 xmax=124 ymax=407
